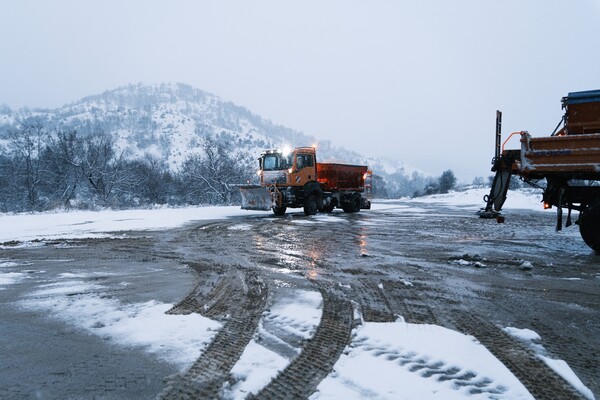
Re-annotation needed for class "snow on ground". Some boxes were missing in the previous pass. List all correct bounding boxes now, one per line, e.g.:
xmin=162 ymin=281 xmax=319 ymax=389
xmin=18 ymin=274 xmax=222 ymax=370
xmin=0 ymin=189 xmax=547 ymax=245
xmin=0 ymin=259 xmax=28 ymax=289
xmin=504 ymin=327 xmax=595 ymax=400
xmin=407 ymin=187 xmax=549 ymax=211
xmin=311 ymin=319 xmax=534 ymax=400
xmin=0 ymin=271 xmax=26 ymax=287
xmin=224 ymin=289 xmax=323 ymax=399
xmin=1 ymin=189 xmax=591 ymax=399
xmin=0 ymin=206 xmax=264 ymax=243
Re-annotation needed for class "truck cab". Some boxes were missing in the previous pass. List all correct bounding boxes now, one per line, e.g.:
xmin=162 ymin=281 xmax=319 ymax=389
xmin=259 ymin=147 xmax=317 ymax=188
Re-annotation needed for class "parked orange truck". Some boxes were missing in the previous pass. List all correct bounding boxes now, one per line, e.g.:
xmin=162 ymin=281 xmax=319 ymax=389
xmin=241 ymin=146 xmax=372 ymax=216
xmin=480 ymin=89 xmax=600 ymax=252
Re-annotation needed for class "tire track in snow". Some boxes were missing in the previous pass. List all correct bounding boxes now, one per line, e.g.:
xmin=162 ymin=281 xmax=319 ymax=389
xmin=158 ymin=271 xmax=267 ymax=399
xmin=528 ymin=319 xmax=600 ymax=398
xmin=353 ymin=278 xmax=395 ymax=322
xmin=381 ymin=278 xmax=440 ymax=325
xmin=251 ymin=286 xmax=353 ymax=399
xmin=452 ymin=312 xmax=587 ymax=400
xmin=166 ymin=266 xmax=241 ymax=320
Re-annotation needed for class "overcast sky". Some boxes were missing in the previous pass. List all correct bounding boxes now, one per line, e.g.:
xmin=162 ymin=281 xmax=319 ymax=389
xmin=1 ymin=1 xmax=600 ymax=180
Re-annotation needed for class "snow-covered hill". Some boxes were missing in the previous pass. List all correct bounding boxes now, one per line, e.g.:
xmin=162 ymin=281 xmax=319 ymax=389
xmin=0 ymin=83 xmax=428 ymax=195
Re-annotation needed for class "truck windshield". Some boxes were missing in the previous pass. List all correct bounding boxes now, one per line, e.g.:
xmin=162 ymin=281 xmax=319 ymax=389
xmin=262 ymin=153 xmax=291 ymax=171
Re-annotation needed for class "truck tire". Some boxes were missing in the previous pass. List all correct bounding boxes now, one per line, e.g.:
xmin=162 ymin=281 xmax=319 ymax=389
xmin=304 ymin=195 xmax=318 ymax=216
xmin=352 ymin=194 xmax=362 ymax=212
xmin=579 ymin=202 xmax=600 ymax=253
xmin=272 ymin=205 xmax=287 ymax=216
xmin=343 ymin=194 xmax=361 ymax=213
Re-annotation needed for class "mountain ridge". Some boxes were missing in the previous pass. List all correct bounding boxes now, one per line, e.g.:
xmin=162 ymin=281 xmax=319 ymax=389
xmin=0 ymin=82 xmax=431 ymax=197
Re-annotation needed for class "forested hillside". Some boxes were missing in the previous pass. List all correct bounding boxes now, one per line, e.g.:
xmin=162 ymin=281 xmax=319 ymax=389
xmin=0 ymin=83 xmax=432 ymax=211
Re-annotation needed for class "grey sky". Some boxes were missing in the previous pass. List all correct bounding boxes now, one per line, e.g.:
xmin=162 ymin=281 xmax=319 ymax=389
xmin=1 ymin=1 xmax=600 ymax=180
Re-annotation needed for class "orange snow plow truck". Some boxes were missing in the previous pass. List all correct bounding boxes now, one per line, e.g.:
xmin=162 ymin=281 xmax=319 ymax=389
xmin=241 ymin=146 xmax=372 ymax=216
xmin=480 ymin=89 xmax=600 ymax=252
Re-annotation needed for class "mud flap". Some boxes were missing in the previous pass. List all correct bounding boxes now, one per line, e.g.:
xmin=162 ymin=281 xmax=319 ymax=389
xmin=240 ymin=186 xmax=274 ymax=211
xmin=490 ymin=169 xmax=511 ymax=211
xmin=479 ymin=168 xmax=511 ymax=218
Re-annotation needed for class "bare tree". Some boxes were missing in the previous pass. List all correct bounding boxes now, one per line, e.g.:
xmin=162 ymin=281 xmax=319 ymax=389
xmin=40 ymin=129 xmax=83 ymax=208
xmin=79 ymin=131 xmax=128 ymax=206
xmin=180 ymin=135 xmax=253 ymax=204
xmin=6 ymin=118 xmax=50 ymax=209
xmin=126 ymin=155 xmax=176 ymax=205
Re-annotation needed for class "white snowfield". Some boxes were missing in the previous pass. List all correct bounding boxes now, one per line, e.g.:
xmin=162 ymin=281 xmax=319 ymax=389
xmin=0 ymin=188 xmax=548 ymax=244
xmin=0 ymin=189 xmax=594 ymax=400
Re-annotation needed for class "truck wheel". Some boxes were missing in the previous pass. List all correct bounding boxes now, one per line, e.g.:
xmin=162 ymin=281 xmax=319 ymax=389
xmin=579 ymin=202 xmax=600 ymax=253
xmin=343 ymin=194 xmax=361 ymax=213
xmin=304 ymin=195 xmax=318 ymax=216
xmin=352 ymin=194 xmax=362 ymax=212
xmin=272 ymin=205 xmax=287 ymax=216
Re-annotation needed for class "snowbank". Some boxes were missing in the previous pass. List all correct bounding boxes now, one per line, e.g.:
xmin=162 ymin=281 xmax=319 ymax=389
xmin=407 ymin=188 xmax=548 ymax=211
xmin=0 ymin=206 xmax=263 ymax=243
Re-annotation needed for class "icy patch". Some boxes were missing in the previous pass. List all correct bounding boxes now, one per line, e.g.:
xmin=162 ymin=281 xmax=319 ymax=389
xmin=290 ymin=219 xmax=318 ymax=225
xmin=32 ymin=280 xmax=104 ymax=296
xmin=503 ymin=327 xmax=594 ymax=400
xmin=378 ymin=205 xmax=429 ymax=214
xmin=313 ymin=215 xmax=348 ymax=223
xmin=228 ymin=224 xmax=252 ymax=231
xmin=0 ymin=272 xmax=26 ymax=287
xmin=312 ymin=321 xmax=534 ymax=400
xmin=56 ymin=271 xmax=121 ymax=280
xmin=224 ymin=289 xmax=323 ymax=398
xmin=0 ymin=260 xmax=19 ymax=268
xmin=370 ymin=202 xmax=429 ymax=213
xmin=20 ymin=278 xmax=221 ymax=369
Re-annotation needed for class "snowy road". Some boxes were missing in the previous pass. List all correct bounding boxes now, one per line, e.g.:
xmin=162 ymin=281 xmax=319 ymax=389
xmin=0 ymin=193 xmax=598 ymax=399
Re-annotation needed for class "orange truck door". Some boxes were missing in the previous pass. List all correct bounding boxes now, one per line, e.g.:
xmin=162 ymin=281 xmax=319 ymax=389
xmin=292 ymin=152 xmax=317 ymax=186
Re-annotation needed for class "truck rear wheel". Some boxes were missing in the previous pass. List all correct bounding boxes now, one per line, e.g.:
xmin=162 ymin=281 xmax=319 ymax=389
xmin=343 ymin=194 xmax=361 ymax=213
xmin=272 ymin=205 xmax=287 ymax=216
xmin=304 ymin=195 xmax=318 ymax=216
xmin=579 ymin=202 xmax=600 ymax=253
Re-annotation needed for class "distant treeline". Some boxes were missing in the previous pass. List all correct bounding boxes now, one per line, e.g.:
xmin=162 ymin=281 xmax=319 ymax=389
xmin=0 ymin=118 xmax=460 ymax=213
xmin=0 ymin=118 xmax=255 ymax=212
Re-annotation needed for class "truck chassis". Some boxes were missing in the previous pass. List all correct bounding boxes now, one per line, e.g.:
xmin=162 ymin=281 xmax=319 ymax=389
xmin=480 ymin=90 xmax=600 ymax=252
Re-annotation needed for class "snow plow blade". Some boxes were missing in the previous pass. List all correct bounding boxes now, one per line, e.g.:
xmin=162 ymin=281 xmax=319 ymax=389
xmin=240 ymin=185 xmax=273 ymax=211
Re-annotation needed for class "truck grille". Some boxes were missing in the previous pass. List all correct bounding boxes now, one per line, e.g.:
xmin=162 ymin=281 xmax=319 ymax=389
xmin=263 ymin=171 xmax=287 ymax=185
